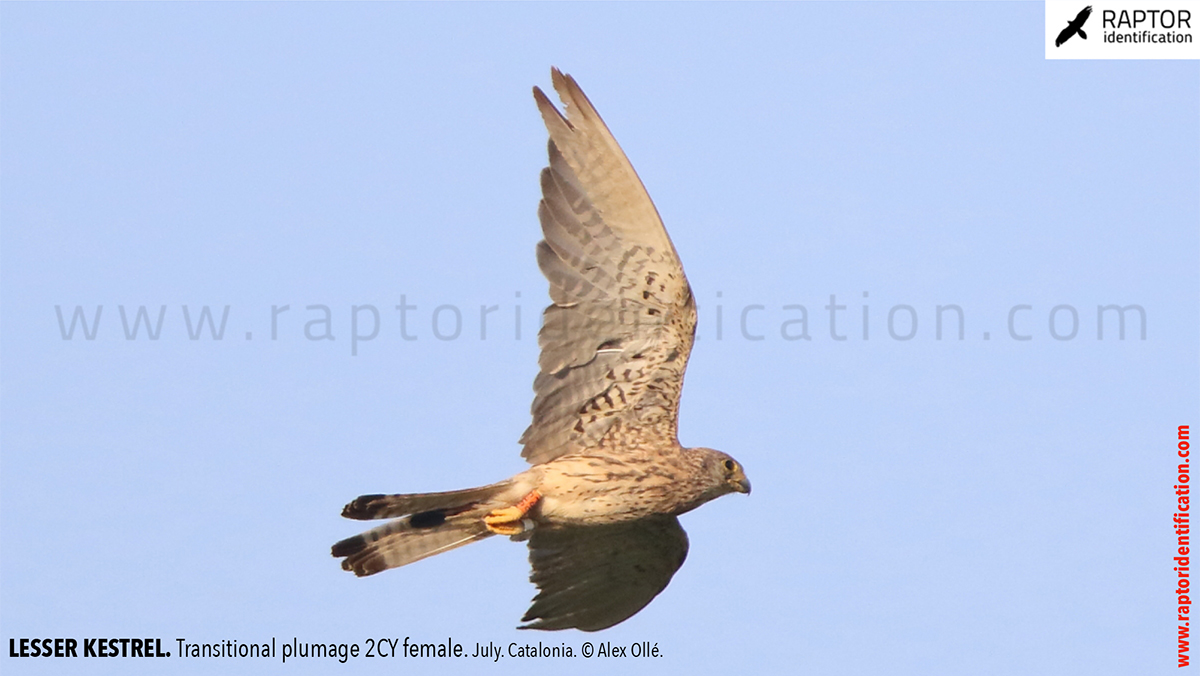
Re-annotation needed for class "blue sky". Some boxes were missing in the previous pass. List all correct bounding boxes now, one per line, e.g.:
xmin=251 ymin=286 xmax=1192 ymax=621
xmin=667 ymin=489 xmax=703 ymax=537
xmin=2 ymin=3 xmax=1197 ymax=675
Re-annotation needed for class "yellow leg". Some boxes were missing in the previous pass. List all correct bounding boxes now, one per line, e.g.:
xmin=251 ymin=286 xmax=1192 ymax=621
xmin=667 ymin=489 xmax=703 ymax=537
xmin=484 ymin=490 xmax=541 ymax=535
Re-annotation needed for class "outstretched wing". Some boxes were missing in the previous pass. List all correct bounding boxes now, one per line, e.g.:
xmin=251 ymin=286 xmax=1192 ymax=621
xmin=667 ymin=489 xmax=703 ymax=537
xmin=1055 ymin=24 xmax=1076 ymax=47
xmin=520 ymin=516 xmax=689 ymax=631
xmin=521 ymin=68 xmax=697 ymax=466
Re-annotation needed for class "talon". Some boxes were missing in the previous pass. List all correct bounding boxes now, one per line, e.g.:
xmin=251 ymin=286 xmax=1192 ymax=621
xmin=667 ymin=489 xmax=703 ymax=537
xmin=484 ymin=521 xmax=526 ymax=536
xmin=484 ymin=505 xmax=525 ymax=523
xmin=484 ymin=490 xmax=541 ymax=535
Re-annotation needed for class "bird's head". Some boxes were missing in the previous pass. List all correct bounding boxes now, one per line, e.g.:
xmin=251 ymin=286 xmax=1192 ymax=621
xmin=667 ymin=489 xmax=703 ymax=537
xmin=695 ymin=448 xmax=752 ymax=497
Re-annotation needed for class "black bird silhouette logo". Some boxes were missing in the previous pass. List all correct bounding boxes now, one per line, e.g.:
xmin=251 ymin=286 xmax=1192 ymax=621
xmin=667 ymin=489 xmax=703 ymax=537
xmin=1056 ymin=6 xmax=1093 ymax=47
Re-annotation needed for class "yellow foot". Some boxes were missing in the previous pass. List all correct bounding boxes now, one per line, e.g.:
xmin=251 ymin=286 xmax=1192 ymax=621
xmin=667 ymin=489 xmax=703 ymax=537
xmin=484 ymin=490 xmax=541 ymax=535
xmin=483 ymin=519 xmax=528 ymax=536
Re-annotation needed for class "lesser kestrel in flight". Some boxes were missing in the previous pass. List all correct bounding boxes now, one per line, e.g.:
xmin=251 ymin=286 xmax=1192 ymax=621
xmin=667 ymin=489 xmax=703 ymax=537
xmin=332 ymin=68 xmax=750 ymax=631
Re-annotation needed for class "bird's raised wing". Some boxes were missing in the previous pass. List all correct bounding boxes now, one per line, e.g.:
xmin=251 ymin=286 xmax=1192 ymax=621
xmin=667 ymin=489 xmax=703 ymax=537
xmin=521 ymin=68 xmax=697 ymax=466
xmin=520 ymin=516 xmax=689 ymax=631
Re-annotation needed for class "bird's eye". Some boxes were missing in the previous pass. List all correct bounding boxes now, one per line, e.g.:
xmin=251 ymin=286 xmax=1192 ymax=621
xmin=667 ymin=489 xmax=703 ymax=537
xmin=723 ymin=459 xmax=735 ymax=471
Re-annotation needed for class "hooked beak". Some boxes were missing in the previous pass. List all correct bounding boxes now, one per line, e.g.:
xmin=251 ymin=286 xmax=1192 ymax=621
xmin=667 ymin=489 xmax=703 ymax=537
xmin=730 ymin=472 xmax=752 ymax=495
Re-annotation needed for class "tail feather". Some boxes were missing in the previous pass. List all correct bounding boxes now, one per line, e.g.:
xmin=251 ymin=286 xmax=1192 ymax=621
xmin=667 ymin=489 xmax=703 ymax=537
xmin=341 ymin=481 xmax=512 ymax=520
xmin=334 ymin=518 xmax=493 ymax=576
xmin=334 ymin=480 xmax=513 ymax=576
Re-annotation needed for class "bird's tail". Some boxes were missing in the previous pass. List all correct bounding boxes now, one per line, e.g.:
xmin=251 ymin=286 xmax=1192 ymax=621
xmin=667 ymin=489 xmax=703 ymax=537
xmin=332 ymin=480 xmax=513 ymax=576
xmin=1079 ymin=29 xmax=1088 ymax=40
